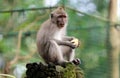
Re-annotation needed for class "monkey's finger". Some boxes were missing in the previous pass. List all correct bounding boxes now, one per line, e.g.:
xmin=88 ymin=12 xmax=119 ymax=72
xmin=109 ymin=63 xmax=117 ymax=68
xmin=71 ymin=40 xmax=75 ymax=43
xmin=70 ymin=44 xmax=76 ymax=49
xmin=71 ymin=41 xmax=75 ymax=43
xmin=71 ymin=42 xmax=78 ymax=48
xmin=71 ymin=41 xmax=77 ymax=46
xmin=71 ymin=39 xmax=78 ymax=43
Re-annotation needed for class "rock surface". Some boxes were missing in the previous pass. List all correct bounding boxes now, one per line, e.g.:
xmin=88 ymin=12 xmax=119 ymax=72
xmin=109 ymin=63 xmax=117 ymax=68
xmin=25 ymin=62 xmax=84 ymax=78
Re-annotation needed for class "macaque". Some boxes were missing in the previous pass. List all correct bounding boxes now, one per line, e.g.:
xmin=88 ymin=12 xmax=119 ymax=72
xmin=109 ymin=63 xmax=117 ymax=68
xmin=36 ymin=7 xmax=80 ymax=66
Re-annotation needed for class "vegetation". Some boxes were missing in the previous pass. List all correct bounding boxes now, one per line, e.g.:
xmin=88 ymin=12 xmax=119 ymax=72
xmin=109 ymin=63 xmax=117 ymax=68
xmin=0 ymin=0 xmax=119 ymax=78
xmin=25 ymin=62 xmax=84 ymax=78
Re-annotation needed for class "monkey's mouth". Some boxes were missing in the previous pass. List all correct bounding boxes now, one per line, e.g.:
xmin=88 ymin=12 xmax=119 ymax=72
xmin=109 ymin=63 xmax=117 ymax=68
xmin=59 ymin=24 xmax=64 ymax=28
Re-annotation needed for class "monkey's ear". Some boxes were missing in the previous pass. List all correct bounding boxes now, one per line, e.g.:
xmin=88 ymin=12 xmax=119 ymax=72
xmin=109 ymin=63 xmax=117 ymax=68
xmin=50 ymin=13 xmax=54 ymax=18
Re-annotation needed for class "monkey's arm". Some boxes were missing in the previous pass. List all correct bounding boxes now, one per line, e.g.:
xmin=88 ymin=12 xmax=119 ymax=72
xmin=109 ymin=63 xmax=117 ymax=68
xmin=62 ymin=36 xmax=74 ymax=41
xmin=63 ymin=37 xmax=80 ymax=47
xmin=53 ymin=39 xmax=76 ymax=49
xmin=62 ymin=37 xmax=80 ymax=47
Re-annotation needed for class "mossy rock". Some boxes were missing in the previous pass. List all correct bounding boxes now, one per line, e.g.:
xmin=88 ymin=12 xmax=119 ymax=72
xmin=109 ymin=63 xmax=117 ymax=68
xmin=25 ymin=62 xmax=84 ymax=78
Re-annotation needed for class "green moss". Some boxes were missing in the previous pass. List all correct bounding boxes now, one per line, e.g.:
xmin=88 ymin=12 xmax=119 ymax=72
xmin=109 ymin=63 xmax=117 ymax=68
xmin=61 ymin=63 xmax=76 ymax=78
xmin=25 ymin=62 xmax=84 ymax=78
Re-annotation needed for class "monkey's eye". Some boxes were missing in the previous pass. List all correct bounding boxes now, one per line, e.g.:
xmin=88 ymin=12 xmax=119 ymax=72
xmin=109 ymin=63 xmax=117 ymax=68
xmin=58 ymin=15 xmax=66 ymax=18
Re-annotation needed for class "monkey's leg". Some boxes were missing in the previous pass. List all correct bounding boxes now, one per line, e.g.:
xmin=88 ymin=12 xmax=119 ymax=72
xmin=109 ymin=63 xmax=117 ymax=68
xmin=69 ymin=52 xmax=81 ymax=65
xmin=65 ymin=48 xmax=75 ymax=62
xmin=68 ymin=49 xmax=81 ymax=65
xmin=48 ymin=40 xmax=68 ymax=65
xmin=61 ymin=47 xmax=81 ymax=65
xmin=60 ymin=46 xmax=75 ymax=61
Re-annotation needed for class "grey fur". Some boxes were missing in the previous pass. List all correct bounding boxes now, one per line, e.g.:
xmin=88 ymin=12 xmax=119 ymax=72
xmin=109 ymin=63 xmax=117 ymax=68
xmin=36 ymin=7 xmax=76 ymax=65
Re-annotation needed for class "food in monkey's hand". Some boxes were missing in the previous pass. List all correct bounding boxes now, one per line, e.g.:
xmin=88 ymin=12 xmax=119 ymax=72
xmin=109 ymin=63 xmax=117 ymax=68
xmin=71 ymin=38 xmax=80 ymax=48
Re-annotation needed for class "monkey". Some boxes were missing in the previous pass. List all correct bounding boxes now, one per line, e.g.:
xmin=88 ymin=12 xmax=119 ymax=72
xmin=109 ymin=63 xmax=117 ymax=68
xmin=36 ymin=7 xmax=80 ymax=66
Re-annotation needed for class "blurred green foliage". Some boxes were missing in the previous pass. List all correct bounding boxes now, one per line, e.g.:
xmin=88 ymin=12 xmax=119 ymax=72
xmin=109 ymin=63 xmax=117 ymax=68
xmin=0 ymin=0 xmax=119 ymax=78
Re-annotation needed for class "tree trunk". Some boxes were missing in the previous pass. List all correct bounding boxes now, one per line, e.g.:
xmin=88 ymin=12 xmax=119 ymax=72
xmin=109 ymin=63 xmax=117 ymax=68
xmin=107 ymin=0 xmax=120 ymax=78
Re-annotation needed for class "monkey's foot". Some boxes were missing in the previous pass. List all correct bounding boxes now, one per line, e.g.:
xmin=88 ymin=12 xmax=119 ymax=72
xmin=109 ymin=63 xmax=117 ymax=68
xmin=72 ymin=58 xmax=81 ymax=65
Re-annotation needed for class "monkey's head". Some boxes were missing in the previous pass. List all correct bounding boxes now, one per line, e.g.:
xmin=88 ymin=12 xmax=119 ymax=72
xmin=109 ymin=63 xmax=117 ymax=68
xmin=50 ymin=7 xmax=68 ymax=28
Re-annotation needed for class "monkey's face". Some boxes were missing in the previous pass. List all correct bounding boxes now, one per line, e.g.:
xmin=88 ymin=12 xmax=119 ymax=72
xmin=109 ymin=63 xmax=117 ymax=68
xmin=51 ymin=13 xmax=68 ymax=28
xmin=50 ymin=7 xmax=68 ymax=28
xmin=56 ymin=14 xmax=67 ymax=28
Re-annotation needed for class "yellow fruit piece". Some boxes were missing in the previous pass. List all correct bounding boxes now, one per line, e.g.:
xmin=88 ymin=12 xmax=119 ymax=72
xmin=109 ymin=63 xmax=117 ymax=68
xmin=71 ymin=38 xmax=79 ymax=47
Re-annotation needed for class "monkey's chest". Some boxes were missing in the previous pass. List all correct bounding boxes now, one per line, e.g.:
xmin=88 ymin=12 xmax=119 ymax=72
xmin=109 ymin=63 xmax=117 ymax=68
xmin=54 ymin=32 xmax=62 ymax=40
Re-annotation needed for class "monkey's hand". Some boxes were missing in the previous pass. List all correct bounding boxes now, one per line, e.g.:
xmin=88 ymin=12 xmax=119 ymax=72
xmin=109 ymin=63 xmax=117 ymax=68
xmin=71 ymin=38 xmax=80 ymax=48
